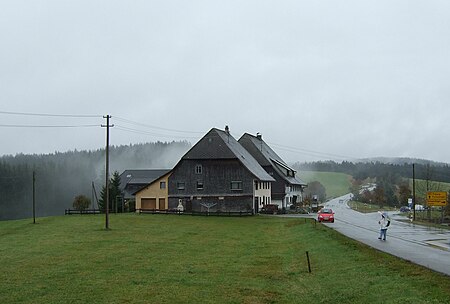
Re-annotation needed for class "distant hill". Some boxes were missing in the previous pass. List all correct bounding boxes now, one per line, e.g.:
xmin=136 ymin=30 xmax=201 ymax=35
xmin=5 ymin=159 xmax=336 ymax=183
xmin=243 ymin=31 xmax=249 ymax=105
xmin=356 ymin=157 xmax=448 ymax=166
xmin=0 ymin=141 xmax=191 ymax=221
xmin=300 ymin=171 xmax=352 ymax=199
xmin=293 ymin=158 xmax=450 ymax=184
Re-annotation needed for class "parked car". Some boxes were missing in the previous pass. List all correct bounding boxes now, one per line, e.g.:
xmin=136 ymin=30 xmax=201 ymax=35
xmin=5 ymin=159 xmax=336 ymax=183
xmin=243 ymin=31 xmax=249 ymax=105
xmin=317 ymin=208 xmax=335 ymax=223
xmin=399 ymin=206 xmax=411 ymax=212
xmin=415 ymin=204 xmax=425 ymax=211
xmin=261 ymin=204 xmax=279 ymax=214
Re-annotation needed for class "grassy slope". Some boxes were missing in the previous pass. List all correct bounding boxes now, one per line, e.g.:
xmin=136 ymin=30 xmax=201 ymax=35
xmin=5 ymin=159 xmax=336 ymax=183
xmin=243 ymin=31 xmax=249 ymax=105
xmin=300 ymin=171 xmax=352 ymax=198
xmin=410 ymin=179 xmax=450 ymax=200
xmin=1 ymin=214 xmax=450 ymax=304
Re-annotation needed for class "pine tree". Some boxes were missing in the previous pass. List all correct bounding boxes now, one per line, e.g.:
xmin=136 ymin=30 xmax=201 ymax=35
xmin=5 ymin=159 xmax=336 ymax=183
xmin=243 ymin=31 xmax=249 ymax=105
xmin=98 ymin=171 xmax=123 ymax=212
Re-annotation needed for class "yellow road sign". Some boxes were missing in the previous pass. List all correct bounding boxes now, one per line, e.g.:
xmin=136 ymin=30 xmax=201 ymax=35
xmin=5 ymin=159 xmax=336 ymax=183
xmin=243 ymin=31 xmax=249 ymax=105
xmin=426 ymin=191 xmax=448 ymax=206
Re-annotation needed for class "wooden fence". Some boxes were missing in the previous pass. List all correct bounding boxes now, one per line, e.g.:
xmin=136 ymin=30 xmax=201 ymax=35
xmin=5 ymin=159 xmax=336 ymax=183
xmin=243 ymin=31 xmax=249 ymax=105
xmin=65 ymin=209 xmax=101 ymax=215
xmin=136 ymin=208 xmax=253 ymax=217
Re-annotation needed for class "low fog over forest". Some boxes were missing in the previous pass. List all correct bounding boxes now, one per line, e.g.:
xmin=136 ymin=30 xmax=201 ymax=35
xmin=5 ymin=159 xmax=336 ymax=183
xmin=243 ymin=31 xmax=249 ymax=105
xmin=3 ymin=138 xmax=450 ymax=221
xmin=0 ymin=141 xmax=191 ymax=220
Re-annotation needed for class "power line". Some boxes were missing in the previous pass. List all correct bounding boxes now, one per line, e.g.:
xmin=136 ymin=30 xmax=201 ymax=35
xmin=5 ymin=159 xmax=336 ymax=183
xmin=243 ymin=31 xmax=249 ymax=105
xmin=0 ymin=124 xmax=99 ymax=128
xmin=115 ymin=125 xmax=200 ymax=139
xmin=0 ymin=110 xmax=356 ymax=161
xmin=0 ymin=110 xmax=101 ymax=118
xmin=268 ymin=141 xmax=357 ymax=161
xmin=113 ymin=116 xmax=204 ymax=134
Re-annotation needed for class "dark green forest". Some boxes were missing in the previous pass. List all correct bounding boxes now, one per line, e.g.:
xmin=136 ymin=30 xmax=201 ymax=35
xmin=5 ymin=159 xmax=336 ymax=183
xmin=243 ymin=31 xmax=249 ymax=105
xmin=0 ymin=141 xmax=190 ymax=220
xmin=294 ymin=160 xmax=450 ymax=184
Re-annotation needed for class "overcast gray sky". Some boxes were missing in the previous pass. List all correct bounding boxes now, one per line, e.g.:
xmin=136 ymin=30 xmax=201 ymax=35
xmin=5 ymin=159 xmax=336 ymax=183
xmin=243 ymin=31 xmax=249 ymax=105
xmin=1 ymin=0 xmax=449 ymax=164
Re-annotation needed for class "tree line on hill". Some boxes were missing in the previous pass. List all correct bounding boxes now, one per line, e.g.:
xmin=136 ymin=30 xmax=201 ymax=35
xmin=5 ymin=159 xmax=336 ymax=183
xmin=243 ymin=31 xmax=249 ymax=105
xmin=294 ymin=160 xmax=450 ymax=215
xmin=294 ymin=160 xmax=450 ymax=184
xmin=0 ymin=141 xmax=190 ymax=221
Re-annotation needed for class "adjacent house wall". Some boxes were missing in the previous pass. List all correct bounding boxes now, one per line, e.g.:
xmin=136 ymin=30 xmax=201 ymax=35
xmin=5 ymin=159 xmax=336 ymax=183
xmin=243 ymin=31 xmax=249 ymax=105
xmin=254 ymin=180 xmax=272 ymax=210
xmin=135 ymin=173 xmax=170 ymax=210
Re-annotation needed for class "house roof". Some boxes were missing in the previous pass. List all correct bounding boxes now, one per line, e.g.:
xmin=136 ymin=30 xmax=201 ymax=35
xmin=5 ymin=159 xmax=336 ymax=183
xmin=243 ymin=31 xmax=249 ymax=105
xmin=238 ymin=133 xmax=307 ymax=186
xmin=119 ymin=169 xmax=171 ymax=198
xmin=181 ymin=128 xmax=275 ymax=182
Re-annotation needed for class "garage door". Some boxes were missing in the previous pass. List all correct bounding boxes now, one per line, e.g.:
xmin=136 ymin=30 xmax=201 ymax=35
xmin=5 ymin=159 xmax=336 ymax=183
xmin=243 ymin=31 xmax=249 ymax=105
xmin=141 ymin=198 xmax=156 ymax=209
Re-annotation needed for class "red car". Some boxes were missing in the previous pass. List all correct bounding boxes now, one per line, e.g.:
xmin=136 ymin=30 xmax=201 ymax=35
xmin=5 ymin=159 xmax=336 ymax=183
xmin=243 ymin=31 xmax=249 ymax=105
xmin=317 ymin=208 xmax=335 ymax=223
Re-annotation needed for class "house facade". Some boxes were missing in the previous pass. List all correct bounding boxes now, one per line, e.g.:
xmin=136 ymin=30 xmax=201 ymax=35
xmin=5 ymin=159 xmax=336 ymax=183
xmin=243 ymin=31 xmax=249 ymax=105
xmin=168 ymin=127 xmax=275 ymax=213
xmin=134 ymin=171 xmax=171 ymax=210
xmin=119 ymin=169 xmax=171 ymax=209
xmin=238 ymin=133 xmax=307 ymax=210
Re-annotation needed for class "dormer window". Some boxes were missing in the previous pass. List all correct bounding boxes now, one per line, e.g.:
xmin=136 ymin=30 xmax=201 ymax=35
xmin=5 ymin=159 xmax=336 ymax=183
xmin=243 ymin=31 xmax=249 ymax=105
xmin=195 ymin=164 xmax=202 ymax=174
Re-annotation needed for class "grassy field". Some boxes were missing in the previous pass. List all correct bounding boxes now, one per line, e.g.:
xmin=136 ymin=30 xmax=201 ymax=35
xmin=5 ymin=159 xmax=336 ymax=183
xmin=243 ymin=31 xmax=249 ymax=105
xmin=347 ymin=201 xmax=397 ymax=213
xmin=300 ymin=171 xmax=352 ymax=198
xmin=1 ymin=214 xmax=450 ymax=303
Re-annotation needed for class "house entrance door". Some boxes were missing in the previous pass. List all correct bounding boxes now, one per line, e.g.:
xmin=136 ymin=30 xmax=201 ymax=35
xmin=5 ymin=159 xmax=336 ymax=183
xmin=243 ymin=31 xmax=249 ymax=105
xmin=185 ymin=199 xmax=192 ymax=212
xmin=254 ymin=197 xmax=259 ymax=214
xmin=158 ymin=198 xmax=166 ymax=210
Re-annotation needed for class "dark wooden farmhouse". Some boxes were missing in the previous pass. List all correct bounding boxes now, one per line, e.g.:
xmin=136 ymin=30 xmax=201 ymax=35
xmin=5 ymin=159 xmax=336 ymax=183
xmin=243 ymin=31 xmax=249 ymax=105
xmin=168 ymin=127 xmax=275 ymax=214
xmin=238 ymin=133 xmax=307 ymax=210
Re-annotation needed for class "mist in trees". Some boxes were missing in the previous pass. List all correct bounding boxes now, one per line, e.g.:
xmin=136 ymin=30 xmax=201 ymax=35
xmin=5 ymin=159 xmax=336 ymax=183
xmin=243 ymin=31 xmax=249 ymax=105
xmin=0 ymin=141 xmax=190 ymax=220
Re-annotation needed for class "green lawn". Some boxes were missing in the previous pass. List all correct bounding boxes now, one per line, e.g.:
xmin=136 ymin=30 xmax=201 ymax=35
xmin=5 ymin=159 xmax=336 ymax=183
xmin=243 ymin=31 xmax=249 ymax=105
xmin=1 ymin=214 xmax=450 ymax=303
xmin=348 ymin=201 xmax=397 ymax=213
xmin=300 ymin=171 xmax=352 ymax=198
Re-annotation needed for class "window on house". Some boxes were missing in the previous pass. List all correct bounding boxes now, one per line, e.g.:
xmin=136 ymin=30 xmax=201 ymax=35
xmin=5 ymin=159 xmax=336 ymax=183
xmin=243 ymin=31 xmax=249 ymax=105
xmin=195 ymin=164 xmax=202 ymax=174
xmin=230 ymin=181 xmax=242 ymax=191
xmin=197 ymin=181 xmax=204 ymax=190
xmin=160 ymin=181 xmax=166 ymax=189
xmin=177 ymin=182 xmax=185 ymax=190
xmin=255 ymin=181 xmax=259 ymax=190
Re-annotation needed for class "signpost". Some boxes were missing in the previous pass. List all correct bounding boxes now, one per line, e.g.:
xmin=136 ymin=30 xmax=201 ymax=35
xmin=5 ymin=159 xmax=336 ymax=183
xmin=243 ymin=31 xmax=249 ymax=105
xmin=426 ymin=191 xmax=448 ymax=207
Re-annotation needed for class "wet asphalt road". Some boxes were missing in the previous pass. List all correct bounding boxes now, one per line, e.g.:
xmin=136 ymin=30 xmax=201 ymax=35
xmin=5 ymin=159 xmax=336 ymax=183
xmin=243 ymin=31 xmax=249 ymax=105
xmin=321 ymin=194 xmax=450 ymax=276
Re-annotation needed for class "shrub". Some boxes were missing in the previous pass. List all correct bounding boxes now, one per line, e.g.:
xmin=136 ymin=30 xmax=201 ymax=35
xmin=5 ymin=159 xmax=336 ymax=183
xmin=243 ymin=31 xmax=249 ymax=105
xmin=73 ymin=195 xmax=91 ymax=211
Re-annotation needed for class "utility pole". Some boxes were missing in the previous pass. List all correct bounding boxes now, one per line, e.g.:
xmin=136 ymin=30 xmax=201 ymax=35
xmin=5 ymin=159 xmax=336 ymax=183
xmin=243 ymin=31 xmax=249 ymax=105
xmin=102 ymin=115 xmax=114 ymax=229
xmin=32 ymin=170 xmax=36 ymax=224
xmin=412 ymin=163 xmax=416 ymax=221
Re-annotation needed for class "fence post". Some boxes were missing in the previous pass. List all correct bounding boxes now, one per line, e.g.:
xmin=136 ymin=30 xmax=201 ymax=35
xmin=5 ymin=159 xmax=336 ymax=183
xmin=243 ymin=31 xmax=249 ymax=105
xmin=306 ymin=251 xmax=312 ymax=273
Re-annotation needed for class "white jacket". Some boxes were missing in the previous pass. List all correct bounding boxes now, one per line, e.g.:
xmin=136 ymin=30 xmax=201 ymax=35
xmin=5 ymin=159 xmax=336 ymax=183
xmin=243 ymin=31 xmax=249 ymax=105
xmin=379 ymin=217 xmax=389 ymax=229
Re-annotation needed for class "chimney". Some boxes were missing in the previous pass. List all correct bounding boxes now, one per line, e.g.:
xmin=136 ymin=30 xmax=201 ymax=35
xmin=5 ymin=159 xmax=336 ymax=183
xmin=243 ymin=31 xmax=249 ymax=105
xmin=256 ymin=132 xmax=262 ymax=140
xmin=225 ymin=125 xmax=230 ymax=135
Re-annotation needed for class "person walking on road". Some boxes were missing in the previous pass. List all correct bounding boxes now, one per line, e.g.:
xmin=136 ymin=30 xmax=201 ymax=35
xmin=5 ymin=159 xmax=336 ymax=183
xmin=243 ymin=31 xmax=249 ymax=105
xmin=378 ymin=212 xmax=390 ymax=241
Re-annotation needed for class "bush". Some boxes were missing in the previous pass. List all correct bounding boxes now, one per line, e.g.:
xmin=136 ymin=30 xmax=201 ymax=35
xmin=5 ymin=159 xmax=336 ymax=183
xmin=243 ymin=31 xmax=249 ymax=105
xmin=73 ymin=195 xmax=91 ymax=211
